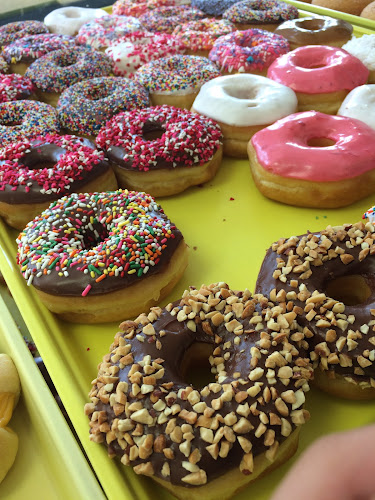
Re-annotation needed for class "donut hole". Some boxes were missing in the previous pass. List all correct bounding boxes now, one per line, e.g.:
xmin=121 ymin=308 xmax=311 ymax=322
xmin=2 ymin=118 xmax=22 ymax=127
xmin=325 ymin=275 xmax=371 ymax=305
xmin=180 ymin=343 xmax=215 ymax=389
xmin=21 ymin=145 xmax=66 ymax=170
xmin=82 ymin=226 xmax=109 ymax=250
xmin=64 ymin=11 xmax=80 ymax=18
xmin=142 ymin=121 xmax=165 ymax=141
xmin=224 ymin=86 xmax=258 ymax=102
xmin=298 ymin=19 xmax=324 ymax=31
xmin=307 ymin=137 xmax=336 ymax=147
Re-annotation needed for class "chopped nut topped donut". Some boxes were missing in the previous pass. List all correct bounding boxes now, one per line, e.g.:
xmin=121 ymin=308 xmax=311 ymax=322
xmin=256 ymin=221 xmax=375 ymax=399
xmin=85 ymin=283 xmax=313 ymax=498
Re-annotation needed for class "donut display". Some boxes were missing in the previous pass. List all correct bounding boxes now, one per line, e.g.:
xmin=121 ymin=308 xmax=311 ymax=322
xmin=0 ymin=133 xmax=118 ymax=229
xmin=85 ymin=283 xmax=313 ymax=498
xmin=248 ymin=111 xmax=375 ymax=208
xmin=16 ymin=189 xmax=189 ymax=323
xmin=96 ymin=105 xmax=223 ymax=196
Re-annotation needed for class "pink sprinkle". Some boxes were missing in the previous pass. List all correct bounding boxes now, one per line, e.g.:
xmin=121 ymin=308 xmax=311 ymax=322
xmin=82 ymin=284 xmax=91 ymax=296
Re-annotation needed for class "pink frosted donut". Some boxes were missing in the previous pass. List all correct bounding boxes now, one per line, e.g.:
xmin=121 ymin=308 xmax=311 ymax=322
xmin=248 ymin=110 xmax=375 ymax=208
xmin=267 ymin=45 xmax=369 ymax=113
xmin=139 ymin=6 xmax=205 ymax=34
xmin=209 ymin=28 xmax=289 ymax=75
xmin=105 ymin=31 xmax=185 ymax=77
xmin=173 ymin=18 xmax=236 ymax=55
xmin=76 ymin=15 xmax=143 ymax=50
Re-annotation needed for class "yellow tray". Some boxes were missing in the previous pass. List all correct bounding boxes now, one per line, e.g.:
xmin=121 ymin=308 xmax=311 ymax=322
xmin=0 ymin=285 xmax=106 ymax=500
xmin=1 ymin=154 xmax=375 ymax=499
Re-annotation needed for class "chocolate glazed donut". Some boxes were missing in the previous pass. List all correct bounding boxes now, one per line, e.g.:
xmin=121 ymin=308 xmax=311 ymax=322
xmin=85 ymin=283 xmax=313 ymax=500
xmin=255 ymin=221 xmax=375 ymax=400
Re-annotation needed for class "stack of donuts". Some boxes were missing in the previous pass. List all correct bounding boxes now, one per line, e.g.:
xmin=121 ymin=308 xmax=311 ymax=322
xmin=0 ymin=0 xmax=375 ymax=498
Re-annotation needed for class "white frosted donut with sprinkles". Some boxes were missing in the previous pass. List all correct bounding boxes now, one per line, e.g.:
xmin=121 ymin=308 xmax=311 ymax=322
xmin=338 ymin=84 xmax=375 ymax=131
xmin=16 ymin=189 xmax=189 ymax=323
xmin=76 ymin=15 xmax=143 ymax=51
xmin=44 ymin=6 xmax=107 ymax=36
xmin=133 ymin=54 xmax=221 ymax=108
xmin=0 ymin=133 xmax=118 ymax=230
xmin=96 ymin=104 xmax=223 ymax=196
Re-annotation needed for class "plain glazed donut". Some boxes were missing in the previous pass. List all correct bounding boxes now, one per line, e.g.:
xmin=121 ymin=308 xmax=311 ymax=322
xmin=85 ymin=282 xmax=313 ymax=500
xmin=139 ymin=6 xmax=205 ymax=34
xmin=96 ymin=105 xmax=223 ymax=196
xmin=105 ymin=31 xmax=185 ymax=78
xmin=25 ymin=46 xmax=113 ymax=107
xmin=311 ymin=0 xmax=372 ymax=16
xmin=2 ymin=34 xmax=77 ymax=75
xmin=274 ymin=16 xmax=353 ymax=50
xmin=267 ymin=45 xmax=369 ymax=114
xmin=248 ymin=110 xmax=375 ymax=208
xmin=255 ymin=221 xmax=375 ymax=400
xmin=0 ymin=21 xmax=48 ymax=48
xmin=44 ymin=6 xmax=107 ymax=36
xmin=57 ymin=76 xmax=149 ymax=137
xmin=0 ymin=100 xmax=60 ymax=146
xmin=192 ymin=73 xmax=297 ymax=158
xmin=342 ymin=35 xmax=375 ymax=84
xmin=0 ymin=133 xmax=118 ymax=230
xmin=76 ymin=15 xmax=143 ymax=51
xmin=134 ymin=54 xmax=221 ymax=109
xmin=338 ymin=85 xmax=375 ymax=131
xmin=16 ymin=189 xmax=189 ymax=323
xmin=209 ymin=29 xmax=290 ymax=76
xmin=223 ymin=0 xmax=298 ymax=32
xmin=0 ymin=74 xmax=36 ymax=103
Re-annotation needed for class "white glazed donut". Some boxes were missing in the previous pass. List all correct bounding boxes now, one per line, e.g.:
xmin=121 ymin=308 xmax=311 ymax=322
xmin=44 ymin=7 xmax=107 ymax=36
xmin=192 ymin=73 xmax=298 ymax=157
xmin=338 ymin=84 xmax=375 ymax=130
xmin=342 ymin=34 xmax=375 ymax=83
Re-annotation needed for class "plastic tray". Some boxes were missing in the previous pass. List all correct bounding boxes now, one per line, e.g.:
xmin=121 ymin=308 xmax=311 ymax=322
xmin=1 ymin=153 xmax=375 ymax=500
xmin=0 ymin=284 xmax=106 ymax=500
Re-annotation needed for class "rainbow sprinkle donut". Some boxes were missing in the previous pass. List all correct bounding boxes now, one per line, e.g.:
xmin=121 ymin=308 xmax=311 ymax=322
xmin=209 ymin=29 xmax=290 ymax=75
xmin=173 ymin=18 xmax=236 ymax=54
xmin=76 ymin=14 xmax=143 ymax=50
xmin=223 ymin=0 xmax=298 ymax=29
xmin=0 ymin=74 xmax=35 ymax=103
xmin=105 ymin=31 xmax=185 ymax=78
xmin=139 ymin=5 xmax=205 ymax=33
xmin=0 ymin=20 xmax=48 ymax=47
xmin=57 ymin=76 xmax=149 ymax=136
xmin=0 ymin=100 xmax=60 ymax=145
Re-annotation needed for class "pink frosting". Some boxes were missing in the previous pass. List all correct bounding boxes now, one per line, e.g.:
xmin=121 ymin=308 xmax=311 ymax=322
xmin=267 ymin=45 xmax=369 ymax=94
xmin=251 ymin=111 xmax=375 ymax=181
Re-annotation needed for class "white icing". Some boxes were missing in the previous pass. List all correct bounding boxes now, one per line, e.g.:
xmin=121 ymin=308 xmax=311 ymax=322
xmin=338 ymin=84 xmax=375 ymax=131
xmin=192 ymin=74 xmax=298 ymax=127
xmin=44 ymin=7 xmax=106 ymax=36
xmin=342 ymin=35 xmax=375 ymax=71
xmin=106 ymin=41 xmax=142 ymax=77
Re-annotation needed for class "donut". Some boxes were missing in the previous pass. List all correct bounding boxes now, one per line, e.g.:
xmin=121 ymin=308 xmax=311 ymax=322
xmin=0 ymin=55 xmax=8 ymax=73
xmin=172 ymin=18 xmax=236 ymax=57
xmin=247 ymin=110 xmax=375 ymax=208
xmin=274 ymin=16 xmax=353 ymax=51
xmin=96 ymin=105 xmax=223 ymax=196
xmin=361 ymin=1 xmax=375 ymax=19
xmin=267 ymin=45 xmax=369 ymax=114
xmin=44 ymin=6 xmax=107 ymax=36
xmin=208 ymin=29 xmax=290 ymax=76
xmin=16 ymin=189 xmax=188 ymax=323
xmin=0 ymin=354 xmax=21 ymax=484
xmin=84 ymin=283 xmax=313 ymax=498
xmin=222 ymin=0 xmax=299 ymax=32
xmin=0 ymin=74 xmax=36 ymax=103
xmin=25 ymin=46 xmax=113 ymax=107
xmin=342 ymin=35 xmax=375 ymax=84
xmin=57 ymin=76 xmax=149 ymax=137
xmin=105 ymin=31 xmax=185 ymax=78
xmin=338 ymin=85 xmax=375 ymax=131
xmin=192 ymin=73 xmax=297 ymax=158
xmin=113 ymin=0 xmax=190 ymax=17
xmin=0 ymin=100 xmax=60 ymax=147
xmin=76 ymin=15 xmax=143 ymax=51
xmin=0 ymin=20 xmax=48 ymax=48
xmin=0 ymin=133 xmax=118 ymax=230
xmin=2 ymin=34 xmax=77 ymax=75
xmin=311 ymin=0 xmax=372 ymax=16
xmin=191 ymin=0 xmax=240 ymax=16
xmin=255 ymin=221 xmax=375 ymax=399
xmin=133 ymin=54 xmax=221 ymax=109
xmin=139 ymin=6 xmax=205 ymax=34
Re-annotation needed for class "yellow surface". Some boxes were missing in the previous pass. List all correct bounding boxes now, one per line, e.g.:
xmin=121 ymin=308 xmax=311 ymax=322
xmin=0 ymin=154 xmax=375 ymax=499
xmin=0 ymin=286 xmax=106 ymax=500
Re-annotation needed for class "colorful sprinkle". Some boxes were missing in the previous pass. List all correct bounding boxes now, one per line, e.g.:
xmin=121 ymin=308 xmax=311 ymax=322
xmin=3 ymin=33 xmax=77 ymax=64
xmin=139 ymin=5 xmax=205 ymax=33
xmin=223 ymin=0 xmax=298 ymax=25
